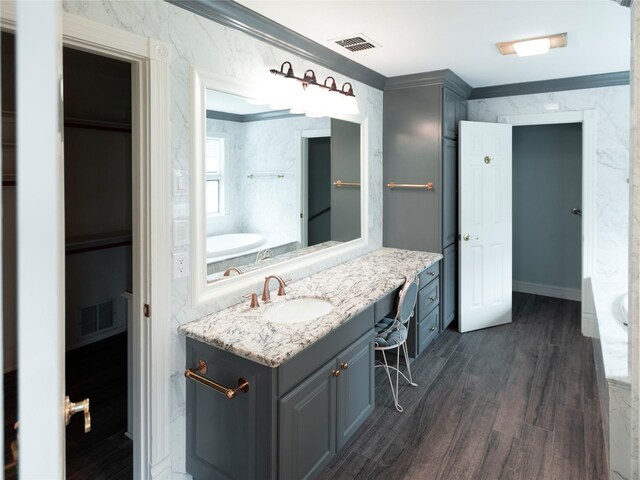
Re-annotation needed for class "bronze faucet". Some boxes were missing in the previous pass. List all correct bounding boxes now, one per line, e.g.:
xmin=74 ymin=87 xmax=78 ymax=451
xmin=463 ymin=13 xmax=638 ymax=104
xmin=262 ymin=275 xmax=288 ymax=302
xmin=243 ymin=292 xmax=260 ymax=308
xmin=223 ymin=267 xmax=243 ymax=277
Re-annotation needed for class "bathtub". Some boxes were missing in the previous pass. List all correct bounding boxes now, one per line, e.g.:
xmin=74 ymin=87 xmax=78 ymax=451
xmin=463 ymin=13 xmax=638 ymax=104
xmin=206 ymin=233 xmax=264 ymax=258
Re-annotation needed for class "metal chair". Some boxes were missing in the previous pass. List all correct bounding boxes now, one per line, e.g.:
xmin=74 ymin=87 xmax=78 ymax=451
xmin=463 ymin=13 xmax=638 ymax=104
xmin=374 ymin=273 xmax=419 ymax=412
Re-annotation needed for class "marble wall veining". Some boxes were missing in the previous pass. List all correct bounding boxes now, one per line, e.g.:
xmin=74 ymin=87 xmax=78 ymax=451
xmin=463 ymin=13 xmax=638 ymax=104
xmin=62 ymin=1 xmax=383 ymax=477
xmin=469 ymin=86 xmax=630 ymax=283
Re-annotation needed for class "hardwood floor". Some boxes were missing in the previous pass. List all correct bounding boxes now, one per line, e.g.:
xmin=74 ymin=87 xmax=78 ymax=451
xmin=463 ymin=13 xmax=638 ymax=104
xmin=318 ymin=293 xmax=609 ymax=480
xmin=4 ymin=332 xmax=132 ymax=479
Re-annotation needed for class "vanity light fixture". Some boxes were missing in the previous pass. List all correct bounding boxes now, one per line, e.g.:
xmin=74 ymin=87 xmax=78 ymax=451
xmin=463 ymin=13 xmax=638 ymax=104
xmin=497 ymin=33 xmax=567 ymax=57
xmin=268 ymin=61 xmax=360 ymax=115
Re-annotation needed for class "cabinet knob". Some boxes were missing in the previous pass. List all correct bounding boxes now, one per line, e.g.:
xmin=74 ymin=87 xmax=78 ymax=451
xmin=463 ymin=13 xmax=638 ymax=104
xmin=427 ymin=271 xmax=435 ymax=276
xmin=332 ymin=369 xmax=341 ymax=378
xmin=429 ymin=296 xmax=436 ymax=301
xmin=429 ymin=326 xmax=436 ymax=332
xmin=340 ymin=362 xmax=349 ymax=370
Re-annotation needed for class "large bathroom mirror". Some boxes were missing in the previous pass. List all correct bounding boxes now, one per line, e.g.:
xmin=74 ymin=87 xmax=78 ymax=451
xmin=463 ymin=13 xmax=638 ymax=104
xmin=190 ymin=69 xmax=367 ymax=304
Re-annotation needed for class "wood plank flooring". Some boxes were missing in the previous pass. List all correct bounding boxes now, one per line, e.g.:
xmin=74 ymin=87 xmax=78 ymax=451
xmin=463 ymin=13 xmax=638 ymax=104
xmin=318 ymin=293 xmax=608 ymax=480
xmin=4 ymin=332 xmax=132 ymax=479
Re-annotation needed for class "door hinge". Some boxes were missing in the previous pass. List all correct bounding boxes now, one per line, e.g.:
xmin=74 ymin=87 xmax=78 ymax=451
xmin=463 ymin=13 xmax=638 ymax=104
xmin=144 ymin=304 xmax=151 ymax=318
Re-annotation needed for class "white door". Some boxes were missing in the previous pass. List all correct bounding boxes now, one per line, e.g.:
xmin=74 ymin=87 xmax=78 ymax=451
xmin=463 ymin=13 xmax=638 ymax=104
xmin=16 ymin=2 xmax=86 ymax=476
xmin=459 ymin=121 xmax=513 ymax=333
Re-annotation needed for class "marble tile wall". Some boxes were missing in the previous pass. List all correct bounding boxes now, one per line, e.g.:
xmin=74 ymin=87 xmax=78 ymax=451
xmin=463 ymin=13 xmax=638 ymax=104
xmin=205 ymin=115 xmax=330 ymax=244
xmin=469 ymin=86 xmax=630 ymax=282
xmin=62 ymin=1 xmax=383 ymax=477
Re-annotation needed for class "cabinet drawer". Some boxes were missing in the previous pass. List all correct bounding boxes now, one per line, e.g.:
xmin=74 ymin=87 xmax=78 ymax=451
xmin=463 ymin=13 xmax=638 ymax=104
xmin=418 ymin=308 xmax=439 ymax=354
xmin=418 ymin=262 xmax=439 ymax=287
xmin=418 ymin=281 xmax=439 ymax=319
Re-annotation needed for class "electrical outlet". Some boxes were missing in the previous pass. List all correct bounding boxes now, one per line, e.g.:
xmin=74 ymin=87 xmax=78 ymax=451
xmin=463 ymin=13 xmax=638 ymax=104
xmin=173 ymin=252 xmax=190 ymax=279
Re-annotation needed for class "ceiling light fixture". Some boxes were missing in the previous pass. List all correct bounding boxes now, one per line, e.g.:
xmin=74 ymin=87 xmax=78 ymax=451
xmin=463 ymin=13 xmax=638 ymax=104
xmin=268 ymin=61 xmax=360 ymax=115
xmin=497 ymin=33 xmax=567 ymax=57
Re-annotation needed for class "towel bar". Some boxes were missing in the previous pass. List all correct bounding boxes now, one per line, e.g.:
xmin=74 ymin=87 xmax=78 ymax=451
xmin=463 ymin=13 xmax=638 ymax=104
xmin=333 ymin=180 xmax=360 ymax=187
xmin=386 ymin=182 xmax=434 ymax=190
xmin=185 ymin=360 xmax=250 ymax=399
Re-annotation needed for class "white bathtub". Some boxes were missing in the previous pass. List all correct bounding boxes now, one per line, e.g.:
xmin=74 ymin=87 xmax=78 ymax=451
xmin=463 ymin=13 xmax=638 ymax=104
xmin=206 ymin=233 xmax=264 ymax=258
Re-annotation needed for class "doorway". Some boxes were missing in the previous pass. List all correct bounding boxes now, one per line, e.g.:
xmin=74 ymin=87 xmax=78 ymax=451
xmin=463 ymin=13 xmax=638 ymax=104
xmin=2 ymin=35 xmax=135 ymax=478
xmin=497 ymin=110 xmax=596 ymax=335
xmin=306 ymin=136 xmax=332 ymax=247
xmin=512 ymin=123 xmax=583 ymax=301
xmin=62 ymin=47 xmax=133 ymax=478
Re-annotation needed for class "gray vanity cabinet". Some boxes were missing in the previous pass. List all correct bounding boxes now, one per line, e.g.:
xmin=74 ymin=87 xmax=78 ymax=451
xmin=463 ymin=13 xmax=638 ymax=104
xmin=279 ymin=360 xmax=337 ymax=480
xmin=279 ymin=332 xmax=374 ymax=480
xmin=186 ymin=305 xmax=376 ymax=480
xmin=336 ymin=334 xmax=375 ymax=449
xmin=408 ymin=261 xmax=440 ymax=357
xmin=384 ymin=70 xmax=470 ymax=349
xmin=186 ymin=338 xmax=277 ymax=480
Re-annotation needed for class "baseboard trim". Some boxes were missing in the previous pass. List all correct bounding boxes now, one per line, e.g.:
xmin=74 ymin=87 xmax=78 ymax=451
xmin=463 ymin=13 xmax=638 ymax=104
xmin=513 ymin=280 xmax=581 ymax=301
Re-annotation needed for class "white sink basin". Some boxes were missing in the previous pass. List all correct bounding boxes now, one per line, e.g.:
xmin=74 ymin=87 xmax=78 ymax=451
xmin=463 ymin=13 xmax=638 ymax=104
xmin=263 ymin=298 xmax=333 ymax=324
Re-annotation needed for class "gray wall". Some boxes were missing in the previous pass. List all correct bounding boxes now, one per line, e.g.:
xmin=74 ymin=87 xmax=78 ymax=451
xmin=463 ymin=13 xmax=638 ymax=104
xmin=513 ymin=123 xmax=582 ymax=290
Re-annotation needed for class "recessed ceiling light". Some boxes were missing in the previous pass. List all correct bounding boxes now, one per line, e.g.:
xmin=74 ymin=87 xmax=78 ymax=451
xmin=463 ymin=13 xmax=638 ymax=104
xmin=497 ymin=33 xmax=567 ymax=57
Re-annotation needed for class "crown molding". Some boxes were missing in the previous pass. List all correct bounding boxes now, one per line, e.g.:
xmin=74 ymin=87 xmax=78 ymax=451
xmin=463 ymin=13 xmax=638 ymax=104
xmin=206 ymin=109 xmax=303 ymax=122
xmin=384 ymin=69 xmax=473 ymax=98
xmin=166 ymin=0 xmax=386 ymax=91
xmin=469 ymin=71 xmax=630 ymax=99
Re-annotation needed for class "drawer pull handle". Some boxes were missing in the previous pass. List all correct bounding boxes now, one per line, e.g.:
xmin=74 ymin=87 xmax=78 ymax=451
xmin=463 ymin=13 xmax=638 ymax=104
xmin=185 ymin=360 xmax=250 ymax=399
xmin=340 ymin=362 xmax=349 ymax=370
xmin=332 ymin=369 xmax=341 ymax=378
xmin=429 ymin=326 xmax=436 ymax=332
xmin=429 ymin=296 xmax=436 ymax=301
xmin=427 ymin=271 xmax=435 ymax=276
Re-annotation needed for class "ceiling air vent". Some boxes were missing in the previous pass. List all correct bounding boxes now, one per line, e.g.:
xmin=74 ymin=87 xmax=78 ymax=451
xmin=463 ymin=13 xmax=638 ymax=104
xmin=333 ymin=34 xmax=379 ymax=53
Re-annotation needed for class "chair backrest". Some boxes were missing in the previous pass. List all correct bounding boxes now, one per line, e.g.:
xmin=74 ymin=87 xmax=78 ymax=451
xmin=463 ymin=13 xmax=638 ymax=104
xmin=396 ymin=273 xmax=419 ymax=326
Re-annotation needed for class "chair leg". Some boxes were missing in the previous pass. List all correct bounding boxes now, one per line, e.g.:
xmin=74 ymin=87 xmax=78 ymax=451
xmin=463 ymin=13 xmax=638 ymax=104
xmin=381 ymin=350 xmax=403 ymax=412
xmin=395 ymin=346 xmax=401 ymax=412
xmin=402 ymin=342 xmax=418 ymax=387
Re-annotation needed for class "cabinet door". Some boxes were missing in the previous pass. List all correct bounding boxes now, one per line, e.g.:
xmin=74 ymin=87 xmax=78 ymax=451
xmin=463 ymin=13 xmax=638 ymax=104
xmin=442 ymin=243 xmax=457 ymax=330
xmin=336 ymin=333 xmax=374 ymax=450
xmin=383 ymin=86 xmax=441 ymax=252
xmin=442 ymin=88 xmax=459 ymax=140
xmin=442 ymin=138 xmax=458 ymax=248
xmin=279 ymin=361 xmax=336 ymax=480
xmin=456 ymin=98 xmax=468 ymax=127
xmin=186 ymin=339 xmax=274 ymax=480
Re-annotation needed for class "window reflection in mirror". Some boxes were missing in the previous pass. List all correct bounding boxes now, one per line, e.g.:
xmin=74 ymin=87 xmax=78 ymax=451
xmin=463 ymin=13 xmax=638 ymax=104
xmin=203 ymin=89 xmax=362 ymax=282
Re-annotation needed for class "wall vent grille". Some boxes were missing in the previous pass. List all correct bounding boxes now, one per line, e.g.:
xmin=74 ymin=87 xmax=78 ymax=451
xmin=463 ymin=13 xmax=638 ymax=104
xmin=333 ymin=34 xmax=379 ymax=52
xmin=81 ymin=300 xmax=115 ymax=337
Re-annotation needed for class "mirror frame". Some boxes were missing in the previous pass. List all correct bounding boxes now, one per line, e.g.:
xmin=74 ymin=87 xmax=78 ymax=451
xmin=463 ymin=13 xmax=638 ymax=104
xmin=190 ymin=67 xmax=370 ymax=306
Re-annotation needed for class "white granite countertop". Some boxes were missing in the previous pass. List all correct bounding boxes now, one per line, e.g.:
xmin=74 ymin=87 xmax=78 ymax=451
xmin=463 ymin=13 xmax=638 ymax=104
xmin=179 ymin=248 xmax=441 ymax=367
xmin=591 ymin=274 xmax=629 ymax=385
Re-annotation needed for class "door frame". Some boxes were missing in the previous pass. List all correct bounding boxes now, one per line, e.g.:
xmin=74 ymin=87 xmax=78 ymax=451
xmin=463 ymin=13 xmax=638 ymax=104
xmin=299 ymin=128 xmax=331 ymax=247
xmin=4 ymin=6 xmax=173 ymax=479
xmin=497 ymin=110 xmax=597 ymax=336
